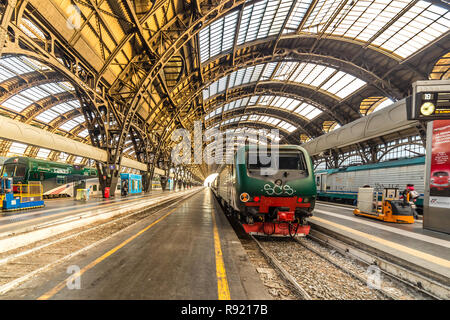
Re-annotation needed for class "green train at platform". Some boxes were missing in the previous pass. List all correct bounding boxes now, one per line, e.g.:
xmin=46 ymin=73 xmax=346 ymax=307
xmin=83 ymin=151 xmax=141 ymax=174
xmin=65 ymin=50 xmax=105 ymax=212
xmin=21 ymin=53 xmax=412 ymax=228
xmin=0 ymin=156 xmax=97 ymax=198
xmin=212 ymin=145 xmax=316 ymax=237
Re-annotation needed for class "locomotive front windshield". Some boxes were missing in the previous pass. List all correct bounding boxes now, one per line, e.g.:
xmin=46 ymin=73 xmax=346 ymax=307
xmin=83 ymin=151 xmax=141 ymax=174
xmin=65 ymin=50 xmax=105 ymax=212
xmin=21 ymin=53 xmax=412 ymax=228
xmin=247 ymin=151 xmax=308 ymax=172
xmin=2 ymin=163 xmax=26 ymax=178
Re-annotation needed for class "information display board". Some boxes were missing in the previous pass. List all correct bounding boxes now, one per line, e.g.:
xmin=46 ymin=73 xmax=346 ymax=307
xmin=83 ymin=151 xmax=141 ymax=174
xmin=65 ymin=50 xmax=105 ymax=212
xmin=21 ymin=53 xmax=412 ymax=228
xmin=409 ymin=80 xmax=450 ymax=121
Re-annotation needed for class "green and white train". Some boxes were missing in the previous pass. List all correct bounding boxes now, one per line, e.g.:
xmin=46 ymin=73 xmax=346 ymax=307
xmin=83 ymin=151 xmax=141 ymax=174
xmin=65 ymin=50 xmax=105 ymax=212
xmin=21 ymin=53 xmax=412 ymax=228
xmin=212 ymin=145 xmax=316 ymax=236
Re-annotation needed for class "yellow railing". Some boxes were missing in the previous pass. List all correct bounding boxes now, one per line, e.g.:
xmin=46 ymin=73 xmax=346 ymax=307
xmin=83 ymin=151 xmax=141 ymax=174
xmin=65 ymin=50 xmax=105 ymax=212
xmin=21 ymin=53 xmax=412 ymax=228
xmin=12 ymin=182 xmax=43 ymax=202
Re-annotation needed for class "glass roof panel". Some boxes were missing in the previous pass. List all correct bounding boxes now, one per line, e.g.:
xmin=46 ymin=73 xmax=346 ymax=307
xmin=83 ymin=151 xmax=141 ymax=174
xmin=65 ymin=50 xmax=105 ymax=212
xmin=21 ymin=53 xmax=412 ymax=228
xmin=203 ymin=61 xmax=366 ymax=101
xmin=0 ymin=56 xmax=49 ymax=83
xmin=283 ymin=0 xmax=314 ymax=32
xmin=7 ymin=142 xmax=27 ymax=156
xmin=78 ymin=129 xmax=89 ymax=138
xmin=301 ymin=0 xmax=449 ymax=58
xmin=36 ymin=148 xmax=51 ymax=159
xmin=214 ymin=113 xmax=297 ymax=133
xmin=59 ymin=115 xmax=84 ymax=132
xmin=202 ymin=64 xmax=271 ymax=99
xmin=199 ymin=0 xmax=448 ymax=63
xmin=1 ymin=82 xmax=73 ymax=113
xmin=199 ymin=11 xmax=239 ymax=63
xmin=20 ymin=18 xmax=46 ymax=40
xmin=205 ymin=94 xmax=322 ymax=122
xmin=73 ymin=156 xmax=83 ymax=164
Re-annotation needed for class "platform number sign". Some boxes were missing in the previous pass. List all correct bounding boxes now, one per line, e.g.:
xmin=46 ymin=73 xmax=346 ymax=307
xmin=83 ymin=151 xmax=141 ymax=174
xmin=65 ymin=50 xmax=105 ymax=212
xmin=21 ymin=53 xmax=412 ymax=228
xmin=409 ymin=80 xmax=450 ymax=121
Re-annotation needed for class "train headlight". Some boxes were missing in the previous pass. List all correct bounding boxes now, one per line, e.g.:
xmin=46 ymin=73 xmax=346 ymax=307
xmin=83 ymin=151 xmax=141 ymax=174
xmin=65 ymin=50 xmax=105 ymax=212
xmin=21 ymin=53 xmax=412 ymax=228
xmin=303 ymin=197 xmax=309 ymax=203
xmin=240 ymin=193 xmax=250 ymax=202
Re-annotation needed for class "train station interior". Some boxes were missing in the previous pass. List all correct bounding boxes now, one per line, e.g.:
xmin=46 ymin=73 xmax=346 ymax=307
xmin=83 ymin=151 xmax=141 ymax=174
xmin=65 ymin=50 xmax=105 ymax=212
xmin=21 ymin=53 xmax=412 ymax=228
xmin=0 ymin=0 xmax=449 ymax=306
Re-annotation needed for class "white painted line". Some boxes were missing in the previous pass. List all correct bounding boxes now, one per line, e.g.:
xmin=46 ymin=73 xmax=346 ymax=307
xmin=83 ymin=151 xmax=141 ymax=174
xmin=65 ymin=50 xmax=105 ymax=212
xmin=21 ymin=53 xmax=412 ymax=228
xmin=312 ymin=209 xmax=450 ymax=249
xmin=316 ymin=202 xmax=355 ymax=211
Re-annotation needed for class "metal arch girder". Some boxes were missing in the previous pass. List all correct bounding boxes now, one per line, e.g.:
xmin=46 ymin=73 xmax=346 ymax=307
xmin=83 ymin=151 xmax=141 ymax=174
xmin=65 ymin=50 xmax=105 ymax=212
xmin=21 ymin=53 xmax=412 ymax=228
xmin=1 ymin=29 xmax=153 ymax=173
xmin=160 ymin=81 xmax=344 ymax=145
xmin=0 ymin=72 xmax=67 ymax=104
xmin=161 ymin=67 xmax=362 ymax=131
xmin=199 ymin=39 xmax=406 ymax=99
xmin=22 ymin=91 xmax=77 ymax=123
xmin=206 ymin=81 xmax=357 ymax=123
xmin=149 ymin=28 xmax=448 ymax=141
xmin=205 ymin=106 xmax=316 ymax=138
xmin=217 ymin=121 xmax=290 ymax=138
xmin=203 ymin=90 xmax=335 ymax=133
xmin=0 ymin=69 xmax=62 ymax=91
xmin=155 ymin=26 xmax=448 ymax=125
xmin=115 ymin=0 xmax=249 ymax=164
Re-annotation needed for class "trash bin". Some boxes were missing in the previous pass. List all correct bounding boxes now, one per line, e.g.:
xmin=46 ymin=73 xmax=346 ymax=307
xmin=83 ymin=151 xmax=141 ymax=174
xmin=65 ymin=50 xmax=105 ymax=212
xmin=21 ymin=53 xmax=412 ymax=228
xmin=104 ymin=187 xmax=110 ymax=198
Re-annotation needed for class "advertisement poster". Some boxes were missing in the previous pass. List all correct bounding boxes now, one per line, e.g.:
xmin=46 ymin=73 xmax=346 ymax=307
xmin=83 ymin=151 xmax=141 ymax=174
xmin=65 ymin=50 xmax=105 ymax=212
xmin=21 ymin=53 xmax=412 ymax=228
xmin=429 ymin=120 xmax=450 ymax=208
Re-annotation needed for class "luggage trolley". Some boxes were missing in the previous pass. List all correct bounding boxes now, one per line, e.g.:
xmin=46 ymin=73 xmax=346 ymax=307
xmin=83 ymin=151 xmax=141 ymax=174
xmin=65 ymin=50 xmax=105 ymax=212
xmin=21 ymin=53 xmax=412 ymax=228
xmin=353 ymin=187 xmax=415 ymax=224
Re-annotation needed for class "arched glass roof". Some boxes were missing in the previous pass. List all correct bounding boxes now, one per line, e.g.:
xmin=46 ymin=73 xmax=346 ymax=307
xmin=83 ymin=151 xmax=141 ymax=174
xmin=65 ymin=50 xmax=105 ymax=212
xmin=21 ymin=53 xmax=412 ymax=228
xmin=205 ymin=95 xmax=322 ymax=121
xmin=35 ymin=100 xmax=81 ymax=124
xmin=0 ymin=56 xmax=49 ymax=82
xmin=210 ymin=114 xmax=297 ymax=133
xmin=199 ymin=0 xmax=449 ymax=63
xmin=2 ymin=82 xmax=73 ymax=113
xmin=202 ymin=62 xmax=367 ymax=100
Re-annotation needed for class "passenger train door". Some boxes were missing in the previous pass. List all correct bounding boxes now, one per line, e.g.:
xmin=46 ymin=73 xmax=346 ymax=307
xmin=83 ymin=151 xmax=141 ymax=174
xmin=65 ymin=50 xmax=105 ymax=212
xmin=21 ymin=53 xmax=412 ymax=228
xmin=316 ymin=173 xmax=327 ymax=193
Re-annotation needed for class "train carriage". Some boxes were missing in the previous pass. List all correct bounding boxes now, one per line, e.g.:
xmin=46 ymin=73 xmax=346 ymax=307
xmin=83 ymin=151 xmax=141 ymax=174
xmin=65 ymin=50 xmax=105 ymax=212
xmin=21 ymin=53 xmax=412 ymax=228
xmin=1 ymin=157 xmax=96 ymax=197
xmin=213 ymin=145 xmax=316 ymax=237
xmin=315 ymin=157 xmax=425 ymax=211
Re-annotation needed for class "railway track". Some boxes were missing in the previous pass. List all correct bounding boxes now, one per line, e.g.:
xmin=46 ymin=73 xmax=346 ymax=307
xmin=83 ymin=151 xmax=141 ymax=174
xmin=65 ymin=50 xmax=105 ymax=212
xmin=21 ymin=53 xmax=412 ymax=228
xmin=0 ymin=189 xmax=201 ymax=295
xmin=306 ymin=229 xmax=445 ymax=299
xmin=249 ymin=234 xmax=436 ymax=300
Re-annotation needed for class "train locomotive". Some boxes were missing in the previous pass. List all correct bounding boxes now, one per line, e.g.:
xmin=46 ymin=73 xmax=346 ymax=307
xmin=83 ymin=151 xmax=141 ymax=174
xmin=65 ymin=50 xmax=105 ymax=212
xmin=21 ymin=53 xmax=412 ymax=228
xmin=212 ymin=145 xmax=316 ymax=237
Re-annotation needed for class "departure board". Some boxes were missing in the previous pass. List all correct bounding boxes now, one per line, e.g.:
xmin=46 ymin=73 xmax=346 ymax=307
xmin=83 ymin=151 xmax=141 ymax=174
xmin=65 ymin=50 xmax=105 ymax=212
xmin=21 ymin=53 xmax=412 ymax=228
xmin=409 ymin=80 xmax=450 ymax=121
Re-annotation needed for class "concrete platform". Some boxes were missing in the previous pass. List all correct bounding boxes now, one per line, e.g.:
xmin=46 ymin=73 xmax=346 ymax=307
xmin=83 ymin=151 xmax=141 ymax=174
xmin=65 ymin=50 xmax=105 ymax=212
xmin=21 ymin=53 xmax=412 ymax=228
xmin=1 ymin=189 xmax=270 ymax=300
xmin=0 ymin=188 xmax=195 ymax=239
xmin=311 ymin=202 xmax=450 ymax=285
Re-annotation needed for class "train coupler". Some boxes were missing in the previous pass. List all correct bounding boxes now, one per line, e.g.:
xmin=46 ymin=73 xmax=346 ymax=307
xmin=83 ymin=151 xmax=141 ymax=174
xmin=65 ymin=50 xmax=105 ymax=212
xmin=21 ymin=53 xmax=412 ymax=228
xmin=242 ymin=222 xmax=310 ymax=237
xmin=277 ymin=210 xmax=295 ymax=222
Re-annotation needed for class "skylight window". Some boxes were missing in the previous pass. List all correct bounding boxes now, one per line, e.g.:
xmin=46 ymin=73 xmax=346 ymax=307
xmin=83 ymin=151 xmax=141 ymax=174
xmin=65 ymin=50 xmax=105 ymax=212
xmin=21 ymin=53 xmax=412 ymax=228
xmin=301 ymin=0 xmax=449 ymax=58
xmin=36 ymin=148 xmax=51 ymax=159
xmin=1 ymin=82 xmax=74 ymax=113
xmin=372 ymin=1 xmax=450 ymax=58
xmin=218 ymin=114 xmax=296 ymax=133
xmin=78 ymin=129 xmax=89 ymax=138
xmin=283 ymin=0 xmax=314 ymax=32
xmin=203 ymin=64 xmax=274 ymax=100
xmin=372 ymin=98 xmax=394 ymax=113
xmin=20 ymin=18 xmax=46 ymax=40
xmin=35 ymin=100 xmax=80 ymax=124
xmin=199 ymin=11 xmax=239 ymax=63
xmin=237 ymin=0 xmax=295 ymax=44
xmin=73 ymin=156 xmax=83 ymax=164
xmin=59 ymin=115 xmax=85 ymax=132
xmin=7 ymin=142 xmax=27 ymax=156
xmin=273 ymin=62 xmax=366 ymax=98
xmin=0 ymin=56 xmax=48 ymax=83
xmin=58 ymin=152 xmax=68 ymax=162
xmin=205 ymin=94 xmax=323 ymax=122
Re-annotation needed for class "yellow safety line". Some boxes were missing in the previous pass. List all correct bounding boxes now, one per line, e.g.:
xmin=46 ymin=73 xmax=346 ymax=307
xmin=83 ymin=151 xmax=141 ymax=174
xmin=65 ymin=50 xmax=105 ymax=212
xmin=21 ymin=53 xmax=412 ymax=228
xmin=37 ymin=206 xmax=179 ymax=300
xmin=211 ymin=207 xmax=231 ymax=300
xmin=311 ymin=216 xmax=450 ymax=268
